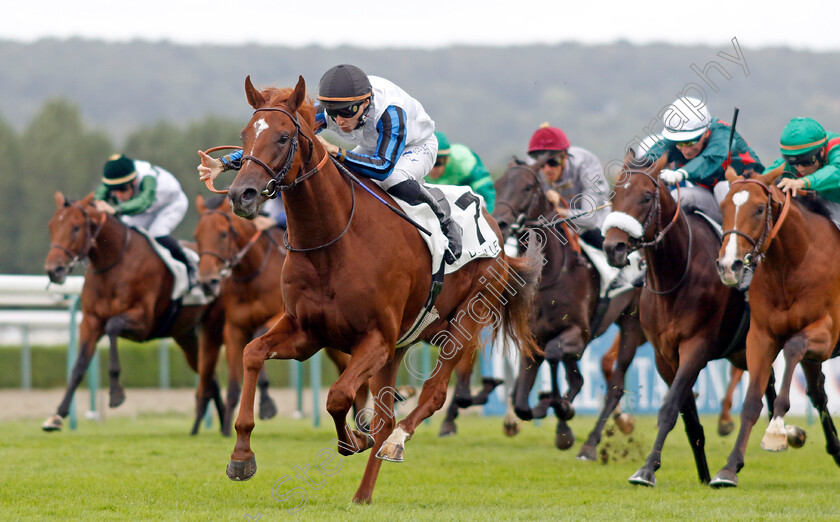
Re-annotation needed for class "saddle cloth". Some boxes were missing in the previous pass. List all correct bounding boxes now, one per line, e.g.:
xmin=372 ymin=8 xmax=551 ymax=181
xmin=132 ymin=228 xmax=213 ymax=306
xmin=392 ymin=184 xmax=502 ymax=274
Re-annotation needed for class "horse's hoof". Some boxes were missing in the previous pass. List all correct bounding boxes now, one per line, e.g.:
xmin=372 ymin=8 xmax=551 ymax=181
xmin=760 ymin=431 xmax=788 ymax=451
xmin=577 ymin=445 xmax=597 ymax=461
xmin=710 ymin=470 xmax=738 ymax=488
xmin=226 ymin=456 xmax=257 ymax=481
xmin=41 ymin=414 xmax=63 ymax=432
xmin=375 ymin=441 xmax=404 ymax=462
xmin=258 ymin=397 xmax=278 ymax=420
xmin=615 ymin=413 xmax=635 ymax=435
xmin=718 ymin=420 xmax=736 ymax=437
xmin=439 ymin=419 xmax=457 ymax=437
xmin=786 ymin=425 xmax=806 ymax=448
xmin=628 ymin=468 xmax=656 ymax=487
xmin=109 ymin=387 xmax=126 ymax=408
xmin=554 ymin=401 xmax=575 ymax=421
xmin=503 ymin=419 xmax=520 ymax=437
xmin=514 ymin=406 xmax=534 ymax=422
xmin=454 ymin=395 xmax=473 ymax=408
xmin=555 ymin=422 xmax=575 ymax=450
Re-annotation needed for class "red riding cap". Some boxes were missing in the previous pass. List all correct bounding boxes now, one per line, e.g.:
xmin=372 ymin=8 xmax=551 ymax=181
xmin=528 ymin=123 xmax=570 ymax=154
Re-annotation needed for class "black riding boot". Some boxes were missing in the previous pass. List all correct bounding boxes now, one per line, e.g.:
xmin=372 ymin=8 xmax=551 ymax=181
xmin=155 ymin=235 xmax=196 ymax=288
xmin=387 ymin=180 xmax=463 ymax=264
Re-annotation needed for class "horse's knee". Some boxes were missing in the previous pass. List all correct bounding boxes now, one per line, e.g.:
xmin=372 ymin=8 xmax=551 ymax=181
xmin=326 ymin=387 xmax=355 ymax=417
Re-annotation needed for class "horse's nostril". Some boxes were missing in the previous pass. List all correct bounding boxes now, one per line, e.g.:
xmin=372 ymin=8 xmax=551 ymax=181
xmin=732 ymin=259 xmax=744 ymax=272
xmin=242 ymin=188 xmax=258 ymax=203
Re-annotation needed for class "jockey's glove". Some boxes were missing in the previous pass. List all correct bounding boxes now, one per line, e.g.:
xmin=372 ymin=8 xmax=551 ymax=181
xmin=660 ymin=168 xmax=687 ymax=185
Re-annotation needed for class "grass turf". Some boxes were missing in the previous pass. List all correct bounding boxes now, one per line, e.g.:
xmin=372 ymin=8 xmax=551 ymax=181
xmin=1 ymin=412 xmax=838 ymax=520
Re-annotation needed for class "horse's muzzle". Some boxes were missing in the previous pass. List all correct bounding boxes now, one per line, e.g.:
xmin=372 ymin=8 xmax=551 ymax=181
xmin=603 ymin=240 xmax=630 ymax=268
xmin=716 ymin=258 xmax=745 ymax=287
xmin=45 ymin=264 xmax=68 ymax=285
xmin=227 ymin=186 xmax=261 ymax=219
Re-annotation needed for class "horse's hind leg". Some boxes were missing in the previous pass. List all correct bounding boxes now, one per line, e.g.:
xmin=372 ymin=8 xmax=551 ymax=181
xmin=718 ymin=365 xmax=744 ymax=436
xmin=680 ymin=388 xmax=710 ymax=484
xmin=800 ymin=360 xmax=840 ymax=465
xmin=512 ymin=354 xmax=544 ymax=421
xmin=439 ymin=352 xmax=473 ymax=437
xmin=43 ymin=316 xmax=103 ymax=431
xmin=199 ymin=301 xmax=226 ymax=434
xmin=352 ymin=356 xmax=402 ymax=504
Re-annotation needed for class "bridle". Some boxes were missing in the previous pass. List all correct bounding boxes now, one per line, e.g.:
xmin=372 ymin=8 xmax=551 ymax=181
xmin=495 ymin=164 xmax=554 ymax=236
xmin=48 ymin=203 xmax=129 ymax=274
xmin=197 ymin=209 xmax=280 ymax=282
xmin=618 ymin=168 xmax=691 ymax=295
xmin=721 ymin=178 xmax=791 ymax=270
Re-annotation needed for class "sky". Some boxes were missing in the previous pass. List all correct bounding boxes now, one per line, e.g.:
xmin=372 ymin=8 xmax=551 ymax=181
xmin=5 ymin=0 xmax=840 ymax=52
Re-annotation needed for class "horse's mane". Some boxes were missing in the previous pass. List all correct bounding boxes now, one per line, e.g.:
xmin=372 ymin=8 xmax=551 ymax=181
xmin=260 ymin=87 xmax=316 ymax=129
xmin=794 ymin=192 xmax=834 ymax=221
xmin=205 ymin=194 xmax=227 ymax=210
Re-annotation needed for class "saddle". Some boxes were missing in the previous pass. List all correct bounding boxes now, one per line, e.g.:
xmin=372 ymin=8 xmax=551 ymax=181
xmin=133 ymin=228 xmax=211 ymax=306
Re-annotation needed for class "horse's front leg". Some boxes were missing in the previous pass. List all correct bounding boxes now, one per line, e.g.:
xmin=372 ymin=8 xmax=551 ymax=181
xmin=718 ymin=365 xmax=744 ymax=436
xmin=711 ymin=328 xmax=778 ymax=488
xmin=227 ymin=316 xmax=317 ymax=481
xmin=761 ymin=333 xmax=811 ymax=451
xmin=578 ymin=328 xmax=643 ymax=461
xmin=629 ymin=338 xmax=707 ymax=487
xmin=42 ymin=315 xmax=104 ymax=431
xmin=103 ymin=314 xmax=139 ymax=408
xmin=512 ymin=354 xmax=544 ymax=421
xmin=328 ymin=331 xmax=391 ymax=457
xmin=222 ymin=323 xmax=250 ymax=436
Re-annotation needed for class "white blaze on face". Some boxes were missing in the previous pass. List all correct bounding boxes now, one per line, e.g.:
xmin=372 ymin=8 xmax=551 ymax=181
xmin=720 ymin=190 xmax=750 ymax=267
xmin=249 ymin=118 xmax=269 ymax=155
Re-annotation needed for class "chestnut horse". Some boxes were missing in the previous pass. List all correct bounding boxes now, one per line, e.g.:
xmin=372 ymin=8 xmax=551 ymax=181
xmin=193 ymin=194 xmax=370 ymax=435
xmin=601 ymin=153 xmax=777 ymax=486
xmin=216 ymin=76 xmax=540 ymax=504
xmin=43 ymin=192 xmax=225 ymax=434
xmin=492 ymin=158 xmax=646 ymax=457
xmin=711 ymin=169 xmax=840 ymax=487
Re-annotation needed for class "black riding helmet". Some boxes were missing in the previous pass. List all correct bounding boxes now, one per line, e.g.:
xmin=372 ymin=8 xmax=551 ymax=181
xmin=318 ymin=64 xmax=372 ymax=117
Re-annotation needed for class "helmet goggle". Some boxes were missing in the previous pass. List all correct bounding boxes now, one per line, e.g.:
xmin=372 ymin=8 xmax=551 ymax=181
xmin=784 ymin=152 xmax=820 ymax=168
xmin=325 ymin=100 xmax=366 ymax=119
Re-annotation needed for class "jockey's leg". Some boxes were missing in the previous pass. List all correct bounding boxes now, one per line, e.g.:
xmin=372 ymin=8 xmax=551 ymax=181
xmin=155 ymin=235 xmax=195 ymax=287
xmin=670 ymin=185 xmax=722 ymax=223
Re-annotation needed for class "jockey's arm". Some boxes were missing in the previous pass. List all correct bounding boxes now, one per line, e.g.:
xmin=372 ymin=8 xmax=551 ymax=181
xmin=801 ymin=163 xmax=840 ymax=193
xmin=114 ymin=177 xmax=157 ymax=216
xmin=94 ymin=183 xmax=109 ymax=201
xmin=334 ymin=105 xmax=407 ymax=181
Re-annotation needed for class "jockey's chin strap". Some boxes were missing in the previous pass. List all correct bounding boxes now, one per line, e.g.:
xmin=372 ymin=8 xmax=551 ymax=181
xmin=49 ymin=203 xmax=109 ymax=272
xmin=242 ymin=107 xmax=329 ymax=198
xmin=721 ymin=178 xmax=791 ymax=269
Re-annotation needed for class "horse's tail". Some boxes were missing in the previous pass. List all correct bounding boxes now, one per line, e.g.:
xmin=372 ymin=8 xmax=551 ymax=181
xmin=497 ymin=230 xmax=542 ymax=360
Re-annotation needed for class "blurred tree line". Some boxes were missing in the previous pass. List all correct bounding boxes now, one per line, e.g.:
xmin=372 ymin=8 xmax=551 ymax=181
xmin=0 ymin=98 xmax=242 ymax=274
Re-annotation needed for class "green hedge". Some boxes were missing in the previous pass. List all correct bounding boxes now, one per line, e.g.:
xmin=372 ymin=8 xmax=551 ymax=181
xmin=0 ymin=342 xmax=444 ymax=389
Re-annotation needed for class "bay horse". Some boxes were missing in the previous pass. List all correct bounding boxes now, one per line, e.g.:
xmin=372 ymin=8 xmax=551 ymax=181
xmin=491 ymin=158 xmax=646 ymax=457
xmin=601 ymin=152 xmax=777 ymax=486
xmin=711 ymin=168 xmax=840 ymax=487
xmin=216 ymin=76 xmax=540 ymax=504
xmin=43 ymin=192 xmax=225 ymax=434
xmin=193 ymin=194 xmax=370 ymax=436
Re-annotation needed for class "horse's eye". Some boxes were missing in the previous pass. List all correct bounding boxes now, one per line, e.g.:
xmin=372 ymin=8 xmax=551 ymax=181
xmin=71 ymin=225 xmax=82 ymax=235
xmin=220 ymin=231 xmax=228 ymax=239
xmin=277 ymin=135 xmax=290 ymax=145
xmin=523 ymin=184 xmax=532 ymax=193
xmin=754 ymin=205 xmax=765 ymax=216
xmin=642 ymin=193 xmax=653 ymax=203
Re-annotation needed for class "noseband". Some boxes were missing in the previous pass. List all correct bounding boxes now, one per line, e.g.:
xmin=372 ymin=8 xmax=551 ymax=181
xmin=242 ymin=107 xmax=329 ymax=197
xmin=49 ymin=204 xmax=128 ymax=274
xmin=721 ymin=178 xmax=791 ymax=269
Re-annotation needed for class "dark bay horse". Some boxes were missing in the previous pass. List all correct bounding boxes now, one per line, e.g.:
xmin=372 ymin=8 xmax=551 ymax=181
xmin=601 ymin=152 xmax=777 ymax=486
xmin=492 ymin=158 xmax=647 ymax=456
xmin=711 ymin=169 xmax=840 ymax=487
xmin=43 ymin=192 xmax=225 ymax=434
xmin=217 ymin=76 xmax=540 ymax=504
xmin=193 ymin=194 xmax=370 ymax=435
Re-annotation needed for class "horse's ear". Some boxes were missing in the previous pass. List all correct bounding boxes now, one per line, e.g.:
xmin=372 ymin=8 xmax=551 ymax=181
xmin=622 ymin=148 xmax=635 ymax=167
xmin=286 ymin=75 xmax=306 ymax=113
xmin=245 ymin=75 xmax=266 ymax=109
xmin=724 ymin=166 xmax=743 ymax=183
xmin=758 ymin=164 xmax=786 ymax=186
xmin=196 ymin=194 xmax=206 ymax=213
xmin=650 ymin=153 xmax=669 ymax=177
xmin=55 ymin=191 xmax=66 ymax=208
xmin=80 ymin=192 xmax=95 ymax=207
